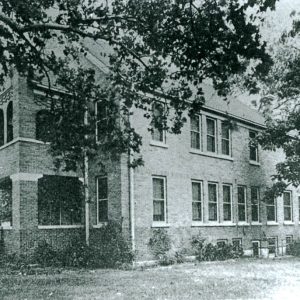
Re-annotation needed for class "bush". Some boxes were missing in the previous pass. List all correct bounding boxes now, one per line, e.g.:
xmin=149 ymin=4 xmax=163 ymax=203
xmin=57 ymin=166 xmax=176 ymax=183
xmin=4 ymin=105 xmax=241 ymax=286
xmin=288 ymin=241 xmax=300 ymax=256
xmin=32 ymin=241 xmax=60 ymax=267
xmin=148 ymin=229 xmax=171 ymax=259
xmin=191 ymin=235 xmax=243 ymax=262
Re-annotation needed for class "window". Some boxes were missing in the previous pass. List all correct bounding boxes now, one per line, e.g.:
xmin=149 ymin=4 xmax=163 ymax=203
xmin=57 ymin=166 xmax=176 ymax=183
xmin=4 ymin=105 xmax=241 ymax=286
xmin=192 ymin=181 xmax=202 ymax=221
xmin=208 ymin=183 xmax=218 ymax=221
xmin=221 ymin=123 xmax=231 ymax=155
xmin=217 ymin=239 xmax=227 ymax=248
xmin=232 ymin=238 xmax=242 ymax=251
xmin=283 ymin=191 xmax=293 ymax=221
xmin=151 ymin=103 xmax=165 ymax=143
xmin=36 ymin=110 xmax=53 ymax=142
xmin=223 ymin=184 xmax=232 ymax=221
xmin=190 ymin=116 xmax=200 ymax=149
xmin=153 ymin=177 xmax=166 ymax=222
xmin=237 ymin=186 xmax=247 ymax=222
xmin=286 ymin=235 xmax=293 ymax=255
xmin=249 ymin=131 xmax=258 ymax=162
xmin=38 ymin=175 xmax=82 ymax=226
xmin=251 ymin=187 xmax=260 ymax=222
xmin=0 ymin=109 xmax=4 ymax=146
xmin=97 ymin=176 xmax=108 ymax=223
xmin=6 ymin=101 xmax=13 ymax=143
xmin=0 ymin=178 xmax=12 ymax=227
xmin=266 ymin=197 xmax=277 ymax=222
xmin=268 ymin=237 xmax=277 ymax=255
xmin=95 ymin=100 xmax=108 ymax=142
xmin=206 ymin=118 xmax=216 ymax=152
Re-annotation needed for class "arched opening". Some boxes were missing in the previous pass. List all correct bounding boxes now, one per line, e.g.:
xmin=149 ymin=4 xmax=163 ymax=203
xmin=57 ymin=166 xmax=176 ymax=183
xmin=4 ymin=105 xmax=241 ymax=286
xmin=0 ymin=109 xmax=4 ymax=146
xmin=6 ymin=101 xmax=13 ymax=143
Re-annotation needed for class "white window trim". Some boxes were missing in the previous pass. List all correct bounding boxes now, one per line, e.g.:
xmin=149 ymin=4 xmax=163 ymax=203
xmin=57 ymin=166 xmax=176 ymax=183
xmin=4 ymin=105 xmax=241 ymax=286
xmin=208 ymin=182 xmax=219 ymax=222
xmin=237 ymin=186 xmax=247 ymax=223
xmin=191 ymin=180 xmax=203 ymax=223
xmin=96 ymin=176 xmax=108 ymax=225
xmin=266 ymin=198 xmax=277 ymax=223
xmin=206 ymin=117 xmax=217 ymax=153
xmin=222 ymin=184 xmax=233 ymax=223
xmin=283 ymin=191 xmax=293 ymax=222
xmin=152 ymin=176 xmax=167 ymax=224
xmin=190 ymin=115 xmax=201 ymax=150
xmin=249 ymin=130 xmax=259 ymax=163
xmin=221 ymin=123 xmax=231 ymax=156
xmin=250 ymin=187 xmax=260 ymax=223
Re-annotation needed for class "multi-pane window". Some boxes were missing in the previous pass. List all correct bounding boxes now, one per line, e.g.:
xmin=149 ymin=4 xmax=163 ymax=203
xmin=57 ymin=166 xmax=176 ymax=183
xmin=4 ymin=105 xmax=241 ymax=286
xmin=95 ymin=100 xmax=108 ymax=142
xmin=223 ymin=184 xmax=232 ymax=221
xmin=251 ymin=187 xmax=260 ymax=222
xmin=153 ymin=177 xmax=166 ymax=222
xmin=232 ymin=238 xmax=242 ymax=251
xmin=237 ymin=186 xmax=247 ymax=222
xmin=208 ymin=183 xmax=218 ymax=221
xmin=283 ymin=191 xmax=293 ymax=221
xmin=221 ymin=123 xmax=231 ymax=155
xmin=249 ymin=131 xmax=258 ymax=162
xmin=151 ymin=103 xmax=165 ymax=143
xmin=192 ymin=181 xmax=202 ymax=221
xmin=266 ymin=197 xmax=277 ymax=222
xmin=206 ymin=118 xmax=216 ymax=152
xmin=97 ymin=176 xmax=108 ymax=223
xmin=190 ymin=116 xmax=200 ymax=149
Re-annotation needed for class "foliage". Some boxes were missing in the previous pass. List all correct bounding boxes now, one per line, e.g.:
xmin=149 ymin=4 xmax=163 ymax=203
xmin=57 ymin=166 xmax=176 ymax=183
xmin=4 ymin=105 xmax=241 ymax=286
xmin=148 ymin=229 xmax=171 ymax=259
xmin=191 ymin=235 xmax=243 ymax=261
xmin=287 ymin=240 xmax=300 ymax=256
xmin=0 ymin=0 xmax=278 ymax=171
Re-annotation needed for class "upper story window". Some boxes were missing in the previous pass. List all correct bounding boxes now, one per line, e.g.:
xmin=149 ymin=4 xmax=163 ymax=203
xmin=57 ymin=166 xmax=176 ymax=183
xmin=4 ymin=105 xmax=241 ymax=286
xmin=283 ymin=191 xmax=293 ymax=222
xmin=95 ymin=100 xmax=108 ymax=142
xmin=251 ymin=187 xmax=260 ymax=222
xmin=97 ymin=176 xmax=108 ymax=223
xmin=190 ymin=116 xmax=201 ymax=150
xmin=237 ymin=186 xmax=247 ymax=222
xmin=208 ymin=182 xmax=218 ymax=221
xmin=192 ymin=181 xmax=202 ymax=221
xmin=223 ymin=184 xmax=232 ymax=222
xmin=249 ymin=131 xmax=258 ymax=162
xmin=206 ymin=118 xmax=216 ymax=152
xmin=151 ymin=103 xmax=165 ymax=143
xmin=36 ymin=110 xmax=53 ymax=142
xmin=0 ymin=109 xmax=4 ymax=146
xmin=153 ymin=176 xmax=166 ymax=222
xmin=221 ymin=123 xmax=231 ymax=156
xmin=6 ymin=101 xmax=13 ymax=143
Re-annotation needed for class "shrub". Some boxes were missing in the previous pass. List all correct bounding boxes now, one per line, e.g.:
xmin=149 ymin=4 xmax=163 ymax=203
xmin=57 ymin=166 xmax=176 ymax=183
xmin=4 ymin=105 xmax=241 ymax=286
xmin=288 ymin=241 xmax=300 ymax=256
xmin=148 ymin=229 xmax=171 ymax=259
xmin=32 ymin=241 xmax=60 ymax=267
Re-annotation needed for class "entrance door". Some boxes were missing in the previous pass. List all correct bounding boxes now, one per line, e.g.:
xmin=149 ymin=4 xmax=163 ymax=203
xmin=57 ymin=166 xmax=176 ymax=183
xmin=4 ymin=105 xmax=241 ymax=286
xmin=252 ymin=241 xmax=260 ymax=257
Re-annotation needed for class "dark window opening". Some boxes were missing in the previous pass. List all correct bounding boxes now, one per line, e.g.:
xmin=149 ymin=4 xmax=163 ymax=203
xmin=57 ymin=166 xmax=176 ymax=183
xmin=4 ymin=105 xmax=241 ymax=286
xmin=0 ymin=109 xmax=4 ymax=146
xmin=6 ymin=102 xmax=13 ymax=143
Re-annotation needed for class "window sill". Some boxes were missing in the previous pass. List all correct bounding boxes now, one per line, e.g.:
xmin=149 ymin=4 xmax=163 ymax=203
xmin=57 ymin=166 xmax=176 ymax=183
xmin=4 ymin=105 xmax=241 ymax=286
xmin=0 ymin=225 xmax=12 ymax=230
xmin=283 ymin=221 xmax=295 ymax=225
xmin=190 ymin=149 xmax=233 ymax=161
xmin=38 ymin=225 xmax=84 ymax=229
xmin=249 ymin=160 xmax=260 ymax=166
xmin=236 ymin=222 xmax=250 ymax=226
xmin=150 ymin=141 xmax=168 ymax=149
xmin=93 ymin=222 xmax=108 ymax=228
xmin=192 ymin=222 xmax=236 ymax=227
xmin=250 ymin=222 xmax=262 ymax=226
xmin=151 ymin=222 xmax=170 ymax=228
xmin=266 ymin=221 xmax=279 ymax=226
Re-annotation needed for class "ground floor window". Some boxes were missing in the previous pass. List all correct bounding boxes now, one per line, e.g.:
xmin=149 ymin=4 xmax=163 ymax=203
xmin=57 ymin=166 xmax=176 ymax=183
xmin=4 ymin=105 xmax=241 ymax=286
xmin=251 ymin=187 xmax=259 ymax=222
xmin=266 ymin=198 xmax=277 ymax=222
xmin=0 ymin=178 xmax=12 ymax=227
xmin=286 ymin=235 xmax=293 ymax=255
xmin=237 ymin=186 xmax=247 ymax=222
xmin=223 ymin=184 xmax=232 ymax=221
xmin=208 ymin=183 xmax=218 ymax=221
xmin=97 ymin=176 xmax=108 ymax=223
xmin=153 ymin=176 xmax=166 ymax=222
xmin=38 ymin=175 xmax=83 ymax=226
xmin=192 ymin=181 xmax=202 ymax=221
xmin=232 ymin=238 xmax=242 ymax=251
xmin=268 ymin=237 xmax=277 ymax=255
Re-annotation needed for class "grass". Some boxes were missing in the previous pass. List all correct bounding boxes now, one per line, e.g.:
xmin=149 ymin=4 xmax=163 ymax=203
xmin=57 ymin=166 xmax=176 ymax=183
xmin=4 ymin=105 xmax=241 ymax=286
xmin=1 ymin=257 xmax=300 ymax=299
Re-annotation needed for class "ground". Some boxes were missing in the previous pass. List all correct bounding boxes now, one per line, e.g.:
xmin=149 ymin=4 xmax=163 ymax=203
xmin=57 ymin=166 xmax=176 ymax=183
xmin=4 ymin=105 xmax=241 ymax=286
xmin=1 ymin=257 xmax=300 ymax=300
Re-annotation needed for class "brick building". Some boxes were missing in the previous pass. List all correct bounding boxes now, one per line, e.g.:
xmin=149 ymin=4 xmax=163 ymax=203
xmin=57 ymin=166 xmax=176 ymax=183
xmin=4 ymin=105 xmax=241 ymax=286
xmin=0 ymin=65 xmax=299 ymax=261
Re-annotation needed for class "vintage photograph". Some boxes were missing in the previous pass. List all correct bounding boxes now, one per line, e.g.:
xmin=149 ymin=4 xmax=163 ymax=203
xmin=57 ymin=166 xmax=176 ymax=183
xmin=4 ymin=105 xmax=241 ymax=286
xmin=0 ymin=0 xmax=300 ymax=299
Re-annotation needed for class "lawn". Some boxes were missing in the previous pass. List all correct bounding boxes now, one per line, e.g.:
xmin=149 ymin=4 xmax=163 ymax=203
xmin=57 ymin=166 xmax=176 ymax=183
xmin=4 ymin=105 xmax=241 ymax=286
xmin=1 ymin=257 xmax=300 ymax=300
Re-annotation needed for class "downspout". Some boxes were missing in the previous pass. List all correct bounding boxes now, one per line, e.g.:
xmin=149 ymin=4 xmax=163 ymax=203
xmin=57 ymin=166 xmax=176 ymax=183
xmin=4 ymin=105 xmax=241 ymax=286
xmin=128 ymin=113 xmax=135 ymax=254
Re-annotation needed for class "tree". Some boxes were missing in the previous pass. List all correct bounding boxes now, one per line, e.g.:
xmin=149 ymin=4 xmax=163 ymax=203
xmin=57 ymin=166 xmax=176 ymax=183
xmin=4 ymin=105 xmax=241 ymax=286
xmin=0 ymin=0 xmax=278 ymax=243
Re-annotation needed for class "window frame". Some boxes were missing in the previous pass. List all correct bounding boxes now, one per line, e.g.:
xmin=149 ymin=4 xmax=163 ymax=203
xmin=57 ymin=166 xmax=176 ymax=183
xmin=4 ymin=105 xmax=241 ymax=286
xmin=151 ymin=102 xmax=166 ymax=144
xmin=283 ymin=191 xmax=293 ymax=222
xmin=191 ymin=180 xmax=203 ymax=222
xmin=206 ymin=117 xmax=217 ymax=153
xmin=96 ymin=176 xmax=109 ymax=224
xmin=249 ymin=130 xmax=258 ymax=162
xmin=250 ymin=187 xmax=260 ymax=223
xmin=208 ymin=182 xmax=218 ymax=222
xmin=221 ymin=122 xmax=231 ymax=156
xmin=267 ymin=237 xmax=277 ymax=255
xmin=237 ymin=186 xmax=247 ymax=223
xmin=266 ymin=197 xmax=277 ymax=222
xmin=190 ymin=115 xmax=201 ymax=150
xmin=222 ymin=184 xmax=232 ymax=222
xmin=152 ymin=176 xmax=167 ymax=223
xmin=232 ymin=238 xmax=242 ymax=251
